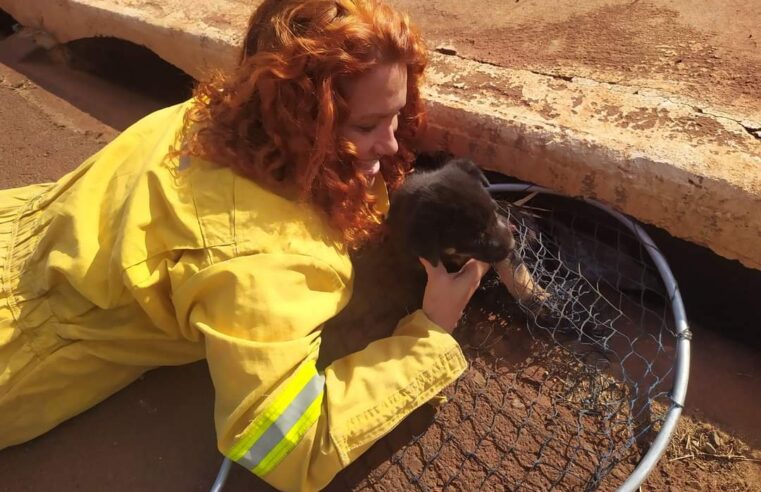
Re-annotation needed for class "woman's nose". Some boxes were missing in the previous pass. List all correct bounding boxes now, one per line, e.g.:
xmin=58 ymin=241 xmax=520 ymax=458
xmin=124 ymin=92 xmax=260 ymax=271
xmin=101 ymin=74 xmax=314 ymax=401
xmin=373 ymin=121 xmax=399 ymax=157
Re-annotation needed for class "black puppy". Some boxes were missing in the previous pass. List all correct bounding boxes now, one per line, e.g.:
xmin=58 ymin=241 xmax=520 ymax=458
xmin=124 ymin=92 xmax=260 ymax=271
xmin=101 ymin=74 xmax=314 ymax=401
xmin=388 ymin=158 xmax=515 ymax=272
xmin=319 ymin=157 xmax=516 ymax=367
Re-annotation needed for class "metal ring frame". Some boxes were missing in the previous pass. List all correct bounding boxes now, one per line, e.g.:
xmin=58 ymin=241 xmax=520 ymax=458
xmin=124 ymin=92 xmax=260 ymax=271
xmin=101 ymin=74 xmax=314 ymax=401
xmin=487 ymin=183 xmax=691 ymax=492
xmin=209 ymin=183 xmax=692 ymax=492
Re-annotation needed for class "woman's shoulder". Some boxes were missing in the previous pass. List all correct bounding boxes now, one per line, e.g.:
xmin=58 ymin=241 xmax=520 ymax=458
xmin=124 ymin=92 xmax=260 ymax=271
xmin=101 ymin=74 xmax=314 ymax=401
xmin=182 ymin=158 xmax=352 ymax=278
xmin=117 ymin=99 xmax=194 ymax=141
xmin=117 ymin=97 xmax=351 ymax=277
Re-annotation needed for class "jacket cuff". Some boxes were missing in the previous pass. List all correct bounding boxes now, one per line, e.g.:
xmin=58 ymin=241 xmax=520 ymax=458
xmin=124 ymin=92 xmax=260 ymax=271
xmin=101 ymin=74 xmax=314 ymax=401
xmin=332 ymin=310 xmax=467 ymax=464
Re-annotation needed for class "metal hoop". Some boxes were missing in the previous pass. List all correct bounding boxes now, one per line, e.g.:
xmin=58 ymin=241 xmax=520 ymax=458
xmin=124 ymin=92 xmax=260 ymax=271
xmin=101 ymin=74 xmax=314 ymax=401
xmin=487 ymin=183 xmax=691 ymax=492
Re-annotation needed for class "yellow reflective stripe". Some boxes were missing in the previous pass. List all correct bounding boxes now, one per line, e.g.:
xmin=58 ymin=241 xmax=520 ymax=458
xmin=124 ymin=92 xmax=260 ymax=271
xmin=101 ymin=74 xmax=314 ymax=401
xmin=239 ymin=373 xmax=323 ymax=474
xmin=227 ymin=360 xmax=317 ymax=462
xmin=251 ymin=387 xmax=324 ymax=476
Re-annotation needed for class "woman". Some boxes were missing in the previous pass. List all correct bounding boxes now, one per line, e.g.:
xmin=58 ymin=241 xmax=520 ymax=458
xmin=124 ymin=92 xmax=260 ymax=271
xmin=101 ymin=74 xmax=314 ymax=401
xmin=0 ymin=0 xmax=488 ymax=490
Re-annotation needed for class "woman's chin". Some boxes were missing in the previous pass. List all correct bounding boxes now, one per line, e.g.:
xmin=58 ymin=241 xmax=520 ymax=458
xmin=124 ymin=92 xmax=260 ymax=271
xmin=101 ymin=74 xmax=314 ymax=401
xmin=355 ymin=160 xmax=381 ymax=177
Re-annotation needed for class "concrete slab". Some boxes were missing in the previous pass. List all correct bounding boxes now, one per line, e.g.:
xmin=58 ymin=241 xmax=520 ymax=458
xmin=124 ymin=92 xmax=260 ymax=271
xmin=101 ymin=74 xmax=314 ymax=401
xmin=1 ymin=0 xmax=760 ymax=269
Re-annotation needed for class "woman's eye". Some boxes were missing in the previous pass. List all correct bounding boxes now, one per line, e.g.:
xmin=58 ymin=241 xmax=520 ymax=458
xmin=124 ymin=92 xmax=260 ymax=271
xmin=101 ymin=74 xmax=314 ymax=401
xmin=355 ymin=123 xmax=376 ymax=133
xmin=353 ymin=113 xmax=399 ymax=133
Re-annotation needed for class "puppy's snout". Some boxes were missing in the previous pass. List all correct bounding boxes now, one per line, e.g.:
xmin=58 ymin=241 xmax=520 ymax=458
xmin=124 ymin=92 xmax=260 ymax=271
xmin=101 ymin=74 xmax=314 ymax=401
xmin=496 ymin=216 xmax=516 ymax=250
xmin=474 ymin=218 xmax=513 ymax=263
xmin=485 ymin=238 xmax=511 ymax=262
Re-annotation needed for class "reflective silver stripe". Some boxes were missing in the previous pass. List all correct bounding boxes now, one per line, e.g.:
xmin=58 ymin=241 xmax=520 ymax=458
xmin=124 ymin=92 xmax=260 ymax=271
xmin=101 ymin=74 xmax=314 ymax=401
xmin=237 ymin=373 xmax=325 ymax=470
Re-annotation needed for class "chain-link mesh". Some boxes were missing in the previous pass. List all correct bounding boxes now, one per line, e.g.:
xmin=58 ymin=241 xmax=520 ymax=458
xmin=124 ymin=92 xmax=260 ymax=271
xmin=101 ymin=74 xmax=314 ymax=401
xmin=324 ymin=190 xmax=682 ymax=491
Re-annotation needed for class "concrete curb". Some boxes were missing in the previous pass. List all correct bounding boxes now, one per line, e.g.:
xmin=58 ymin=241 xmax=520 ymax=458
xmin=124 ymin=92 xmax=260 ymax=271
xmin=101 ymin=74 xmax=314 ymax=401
xmin=2 ymin=0 xmax=760 ymax=270
xmin=422 ymin=53 xmax=761 ymax=270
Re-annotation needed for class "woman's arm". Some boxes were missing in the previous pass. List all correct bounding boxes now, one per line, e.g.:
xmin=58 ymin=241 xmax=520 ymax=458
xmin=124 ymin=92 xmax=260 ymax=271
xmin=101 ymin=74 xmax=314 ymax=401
xmin=172 ymin=252 xmax=469 ymax=492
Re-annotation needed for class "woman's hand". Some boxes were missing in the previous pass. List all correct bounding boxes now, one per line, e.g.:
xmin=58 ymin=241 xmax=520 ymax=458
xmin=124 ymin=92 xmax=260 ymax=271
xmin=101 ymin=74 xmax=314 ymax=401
xmin=420 ymin=257 xmax=491 ymax=333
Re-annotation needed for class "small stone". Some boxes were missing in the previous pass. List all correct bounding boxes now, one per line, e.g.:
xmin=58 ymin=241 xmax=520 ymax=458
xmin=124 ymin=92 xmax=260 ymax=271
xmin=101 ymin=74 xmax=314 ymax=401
xmin=435 ymin=45 xmax=457 ymax=56
xmin=470 ymin=369 xmax=487 ymax=387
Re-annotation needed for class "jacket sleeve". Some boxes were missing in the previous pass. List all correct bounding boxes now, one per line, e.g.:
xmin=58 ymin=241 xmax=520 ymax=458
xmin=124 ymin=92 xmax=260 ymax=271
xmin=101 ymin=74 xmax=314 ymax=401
xmin=172 ymin=252 xmax=467 ymax=492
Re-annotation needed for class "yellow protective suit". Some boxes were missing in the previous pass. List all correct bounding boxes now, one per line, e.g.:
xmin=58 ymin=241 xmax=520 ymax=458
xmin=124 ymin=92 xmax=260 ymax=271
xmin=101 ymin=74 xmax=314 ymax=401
xmin=0 ymin=100 xmax=467 ymax=491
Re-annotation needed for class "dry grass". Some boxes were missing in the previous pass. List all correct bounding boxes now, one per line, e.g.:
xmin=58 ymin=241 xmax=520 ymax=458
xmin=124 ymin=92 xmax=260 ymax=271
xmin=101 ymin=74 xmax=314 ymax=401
xmin=667 ymin=417 xmax=760 ymax=465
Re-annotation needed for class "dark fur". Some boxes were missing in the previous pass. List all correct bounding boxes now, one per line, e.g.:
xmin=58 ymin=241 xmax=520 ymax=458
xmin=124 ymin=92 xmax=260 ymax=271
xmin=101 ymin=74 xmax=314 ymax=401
xmin=388 ymin=158 xmax=514 ymax=272
xmin=319 ymin=157 xmax=515 ymax=367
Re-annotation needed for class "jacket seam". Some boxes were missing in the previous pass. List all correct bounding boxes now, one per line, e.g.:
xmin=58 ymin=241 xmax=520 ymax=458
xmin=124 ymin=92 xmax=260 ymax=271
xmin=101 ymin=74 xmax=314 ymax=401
xmin=331 ymin=345 xmax=466 ymax=457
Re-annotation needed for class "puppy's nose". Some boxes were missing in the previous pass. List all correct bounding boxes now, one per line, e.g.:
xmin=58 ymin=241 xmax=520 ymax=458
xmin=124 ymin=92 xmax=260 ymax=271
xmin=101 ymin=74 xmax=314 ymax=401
xmin=489 ymin=238 xmax=511 ymax=257
xmin=496 ymin=216 xmax=516 ymax=250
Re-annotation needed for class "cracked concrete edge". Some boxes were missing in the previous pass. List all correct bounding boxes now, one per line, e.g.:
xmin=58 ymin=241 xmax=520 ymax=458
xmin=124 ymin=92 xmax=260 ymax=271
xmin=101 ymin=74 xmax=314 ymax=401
xmin=2 ymin=0 xmax=760 ymax=270
xmin=421 ymin=101 xmax=761 ymax=269
xmin=421 ymin=53 xmax=761 ymax=270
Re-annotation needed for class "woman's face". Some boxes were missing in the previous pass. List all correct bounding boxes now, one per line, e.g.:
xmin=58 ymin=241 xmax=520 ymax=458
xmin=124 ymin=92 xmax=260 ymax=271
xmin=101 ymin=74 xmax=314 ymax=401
xmin=339 ymin=63 xmax=408 ymax=179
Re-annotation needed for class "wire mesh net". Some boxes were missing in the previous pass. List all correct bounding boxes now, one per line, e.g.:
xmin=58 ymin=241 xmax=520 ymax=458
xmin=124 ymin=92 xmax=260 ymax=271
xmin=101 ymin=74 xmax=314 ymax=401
xmin=322 ymin=190 xmax=682 ymax=491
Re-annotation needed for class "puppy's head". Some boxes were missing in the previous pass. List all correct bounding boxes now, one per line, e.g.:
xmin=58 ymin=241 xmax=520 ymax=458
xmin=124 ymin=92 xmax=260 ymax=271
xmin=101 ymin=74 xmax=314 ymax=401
xmin=388 ymin=158 xmax=515 ymax=270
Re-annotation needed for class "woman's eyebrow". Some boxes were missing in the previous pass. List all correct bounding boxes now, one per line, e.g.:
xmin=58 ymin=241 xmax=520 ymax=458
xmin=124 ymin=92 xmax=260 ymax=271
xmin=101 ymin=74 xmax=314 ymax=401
xmin=356 ymin=105 xmax=405 ymax=120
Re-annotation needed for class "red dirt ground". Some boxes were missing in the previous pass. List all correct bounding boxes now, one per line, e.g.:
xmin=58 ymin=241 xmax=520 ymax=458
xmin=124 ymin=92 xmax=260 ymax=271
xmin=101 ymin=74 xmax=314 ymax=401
xmin=0 ymin=33 xmax=759 ymax=492
xmin=321 ymin=233 xmax=761 ymax=492
xmin=396 ymin=0 xmax=761 ymax=123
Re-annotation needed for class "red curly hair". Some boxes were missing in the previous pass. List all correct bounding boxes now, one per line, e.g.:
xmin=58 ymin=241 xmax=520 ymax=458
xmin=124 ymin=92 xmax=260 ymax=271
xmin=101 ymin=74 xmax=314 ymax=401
xmin=178 ymin=0 xmax=428 ymax=249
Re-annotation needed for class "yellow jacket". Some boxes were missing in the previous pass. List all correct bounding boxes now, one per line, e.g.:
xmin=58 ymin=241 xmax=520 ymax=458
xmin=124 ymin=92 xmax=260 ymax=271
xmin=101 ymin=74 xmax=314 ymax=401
xmin=0 ymin=100 xmax=466 ymax=491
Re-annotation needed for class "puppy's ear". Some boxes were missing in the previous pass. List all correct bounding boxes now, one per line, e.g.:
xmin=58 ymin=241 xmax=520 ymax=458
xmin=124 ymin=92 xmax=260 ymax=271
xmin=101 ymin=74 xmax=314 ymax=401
xmin=413 ymin=151 xmax=454 ymax=172
xmin=413 ymin=228 xmax=442 ymax=267
xmin=452 ymin=158 xmax=490 ymax=187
